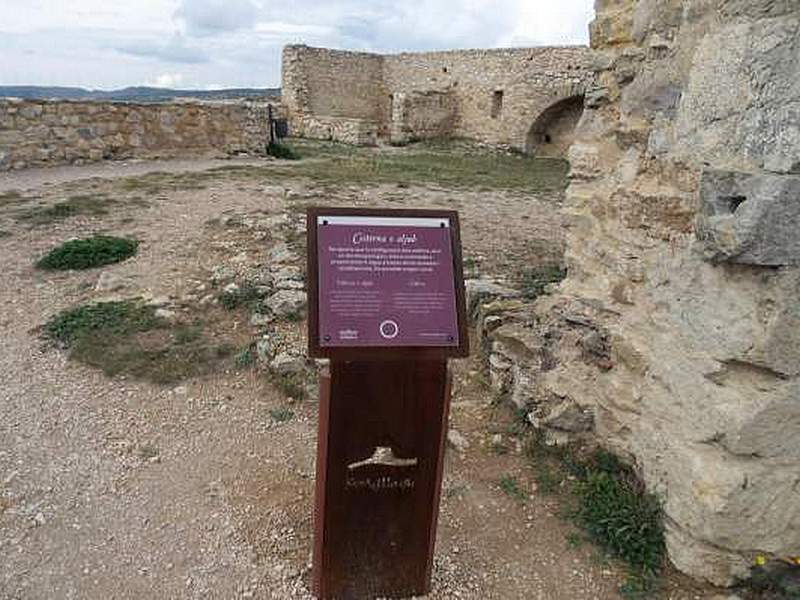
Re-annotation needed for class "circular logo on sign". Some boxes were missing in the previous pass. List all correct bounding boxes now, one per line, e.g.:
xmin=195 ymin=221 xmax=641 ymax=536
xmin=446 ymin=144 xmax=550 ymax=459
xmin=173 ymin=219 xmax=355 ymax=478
xmin=379 ymin=319 xmax=399 ymax=339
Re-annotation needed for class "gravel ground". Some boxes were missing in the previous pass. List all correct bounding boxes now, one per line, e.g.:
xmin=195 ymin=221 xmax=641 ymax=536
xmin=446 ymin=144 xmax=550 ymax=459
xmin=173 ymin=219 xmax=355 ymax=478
xmin=0 ymin=156 xmax=716 ymax=599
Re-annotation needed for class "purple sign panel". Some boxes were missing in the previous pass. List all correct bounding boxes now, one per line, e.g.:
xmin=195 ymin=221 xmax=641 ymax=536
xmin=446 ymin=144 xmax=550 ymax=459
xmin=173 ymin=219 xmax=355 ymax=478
xmin=317 ymin=215 xmax=459 ymax=347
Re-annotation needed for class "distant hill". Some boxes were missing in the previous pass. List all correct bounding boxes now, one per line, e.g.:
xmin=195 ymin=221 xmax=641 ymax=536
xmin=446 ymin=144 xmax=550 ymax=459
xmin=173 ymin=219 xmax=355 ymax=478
xmin=0 ymin=86 xmax=280 ymax=103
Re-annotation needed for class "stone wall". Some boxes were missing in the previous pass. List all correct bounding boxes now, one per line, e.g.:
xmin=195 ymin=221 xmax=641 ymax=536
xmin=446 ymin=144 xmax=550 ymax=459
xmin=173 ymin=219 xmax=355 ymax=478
xmin=281 ymin=44 xmax=594 ymax=151
xmin=389 ymin=90 xmax=458 ymax=144
xmin=383 ymin=47 xmax=592 ymax=149
xmin=0 ymin=99 xmax=278 ymax=170
xmin=281 ymin=45 xmax=386 ymax=144
xmin=475 ymin=0 xmax=800 ymax=586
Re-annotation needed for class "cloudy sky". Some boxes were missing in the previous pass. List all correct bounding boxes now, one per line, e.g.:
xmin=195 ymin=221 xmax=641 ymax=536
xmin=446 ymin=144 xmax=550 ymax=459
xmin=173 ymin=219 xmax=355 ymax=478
xmin=0 ymin=0 xmax=595 ymax=90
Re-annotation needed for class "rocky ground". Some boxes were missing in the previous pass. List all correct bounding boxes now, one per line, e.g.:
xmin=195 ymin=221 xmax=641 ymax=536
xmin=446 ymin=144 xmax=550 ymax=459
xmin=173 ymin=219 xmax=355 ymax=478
xmin=0 ymin=146 xmax=719 ymax=599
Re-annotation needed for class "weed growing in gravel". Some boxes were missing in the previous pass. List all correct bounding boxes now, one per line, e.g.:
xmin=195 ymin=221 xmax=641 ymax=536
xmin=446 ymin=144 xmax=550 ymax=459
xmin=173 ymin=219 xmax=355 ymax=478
xmin=44 ymin=301 xmax=162 ymax=346
xmin=118 ymin=172 xmax=207 ymax=195
xmin=0 ymin=190 xmax=37 ymax=207
xmin=0 ymin=190 xmax=22 ymax=203
xmin=736 ymin=562 xmax=800 ymax=599
xmin=173 ymin=324 xmax=203 ymax=345
xmin=36 ymin=236 xmax=139 ymax=270
xmin=235 ymin=346 xmax=256 ymax=369
xmin=137 ymin=445 xmax=160 ymax=460
xmin=43 ymin=300 xmax=247 ymax=384
xmin=498 ymin=475 xmax=528 ymax=502
xmin=271 ymin=371 xmax=307 ymax=400
xmin=518 ymin=264 xmax=567 ymax=301
xmin=191 ymin=139 xmax=569 ymax=193
xmin=524 ymin=431 xmax=665 ymax=595
xmin=573 ymin=452 xmax=664 ymax=577
xmin=462 ymin=256 xmax=480 ymax=279
xmin=219 ymin=282 xmax=263 ymax=310
xmin=16 ymin=194 xmax=116 ymax=225
xmin=269 ymin=407 xmax=295 ymax=423
xmin=267 ymin=141 xmax=300 ymax=160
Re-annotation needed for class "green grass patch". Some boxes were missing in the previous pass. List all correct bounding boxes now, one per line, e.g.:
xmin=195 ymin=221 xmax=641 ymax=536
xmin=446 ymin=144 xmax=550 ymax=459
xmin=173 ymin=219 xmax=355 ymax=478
xmin=219 ymin=282 xmax=263 ymax=310
xmin=271 ymin=371 xmax=308 ymax=400
xmin=176 ymin=139 xmax=569 ymax=194
xmin=118 ymin=172 xmax=207 ymax=195
xmin=235 ymin=346 xmax=256 ymax=369
xmin=44 ymin=301 xmax=162 ymax=346
xmin=0 ymin=190 xmax=37 ymax=207
xmin=525 ymin=433 xmax=665 ymax=594
xmin=518 ymin=264 xmax=567 ymax=301
xmin=173 ymin=324 xmax=203 ymax=345
xmin=462 ymin=256 xmax=480 ymax=279
xmin=0 ymin=230 xmax=10 ymax=239
xmin=36 ymin=236 xmax=138 ymax=270
xmin=267 ymin=141 xmax=300 ymax=160
xmin=43 ymin=300 xmax=246 ymax=384
xmin=574 ymin=453 xmax=664 ymax=576
xmin=269 ymin=407 xmax=295 ymax=423
xmin=137 ymin=445 xmax=160 ymax=460
xmin=498 ymin=475 xmax=528 ymax=502
xmin=0 ymin=190 xmax=23 ymax=203
xmin=16 ymin=194 xmax=116 ymax=225
xmin=738 ymin=562 xmax=800 ymax=599
xmin=283 ymin=148 xmax=568 ymax=192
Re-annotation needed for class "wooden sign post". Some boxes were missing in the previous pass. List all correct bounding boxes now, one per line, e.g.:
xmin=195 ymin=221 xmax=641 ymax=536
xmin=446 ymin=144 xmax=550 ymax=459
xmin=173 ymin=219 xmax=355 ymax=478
xmin=307 ymin=207 xmax=469 ymax=599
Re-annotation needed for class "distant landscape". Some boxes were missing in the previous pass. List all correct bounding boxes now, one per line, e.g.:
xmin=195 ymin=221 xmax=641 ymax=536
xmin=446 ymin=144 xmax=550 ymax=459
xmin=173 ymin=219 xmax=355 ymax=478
xmin=0 ymin=85 xmax=281 ymax=103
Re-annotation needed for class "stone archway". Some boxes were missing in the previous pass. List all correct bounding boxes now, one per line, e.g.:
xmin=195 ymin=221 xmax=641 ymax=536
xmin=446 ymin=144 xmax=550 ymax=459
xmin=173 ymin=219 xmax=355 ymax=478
xmin=525 ymin=95 xmax=585 ymax=157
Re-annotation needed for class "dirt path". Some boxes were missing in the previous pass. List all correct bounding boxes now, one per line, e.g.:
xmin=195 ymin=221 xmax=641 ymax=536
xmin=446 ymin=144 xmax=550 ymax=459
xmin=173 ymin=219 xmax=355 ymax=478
xmin=0 ymin=156 xmax=270 ymax=193
xmin=0 ymin=156 xmax=712 ymax=599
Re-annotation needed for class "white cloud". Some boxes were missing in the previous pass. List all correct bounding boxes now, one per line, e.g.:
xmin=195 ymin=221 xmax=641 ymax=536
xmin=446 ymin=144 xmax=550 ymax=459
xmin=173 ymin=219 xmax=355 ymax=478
xmin=0 ymin=0 xmax=594 ymax=88
xmin=174 ymin=0 xmax=258 ymax=36
xmin=148 ymin=72 xmax=184 ymax=88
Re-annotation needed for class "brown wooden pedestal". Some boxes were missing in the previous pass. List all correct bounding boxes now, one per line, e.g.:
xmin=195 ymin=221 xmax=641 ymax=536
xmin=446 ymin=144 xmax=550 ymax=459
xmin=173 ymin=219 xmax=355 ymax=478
xmin=312 ymin=360 xmax=452 ymax=599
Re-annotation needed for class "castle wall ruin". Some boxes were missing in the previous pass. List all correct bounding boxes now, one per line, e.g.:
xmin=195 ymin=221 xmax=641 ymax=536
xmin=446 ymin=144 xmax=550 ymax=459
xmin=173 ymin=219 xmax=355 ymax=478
xmin=281 ymin=44 xmax=594 ymax=152
xmin=0 ymin=99 xmax=278 ymax=171
xmin=476 ymin=0 xmax=800 ymax=586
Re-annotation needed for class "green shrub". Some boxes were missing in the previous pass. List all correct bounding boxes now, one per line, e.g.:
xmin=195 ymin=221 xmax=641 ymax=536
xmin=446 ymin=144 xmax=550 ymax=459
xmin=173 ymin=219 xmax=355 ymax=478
xmin=269 ymin=407 xmax=295 ymax=423
xmin=498 ymin=475 xmax=528 ymax=502
xmin=519 ymin=264 xmax=567 ymax=301
xmin=235 ymin=346 xmax=256 ymax=368
xmin=739 ymin=562 xmax=800 ymax=599
xmin=267 ymin=141 xmax=300 ymax=160
xmin=36 ymin=236 xmax=139 ymax=270
xmin=219 ymin=282 xmax=263 ymax=310
xmin=573 ymin=454 xmax=665 ymax=576
xmin=44 ymin=300 xmax=161 ymax=346
xmin=16 ymin=194 xmax=115 ymax=224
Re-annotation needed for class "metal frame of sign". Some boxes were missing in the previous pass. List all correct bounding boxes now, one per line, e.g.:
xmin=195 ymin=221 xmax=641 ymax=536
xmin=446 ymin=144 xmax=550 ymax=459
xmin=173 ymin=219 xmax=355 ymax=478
xmin=306 ymin=206 xmax=469 ymax=360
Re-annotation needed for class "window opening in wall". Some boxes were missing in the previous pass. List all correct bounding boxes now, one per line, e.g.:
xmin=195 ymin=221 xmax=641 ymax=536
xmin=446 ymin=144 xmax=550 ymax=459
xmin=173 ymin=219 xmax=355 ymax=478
xmin=442 ymin=66 xmax=448 ymax=73
xmin=544 ymin=134 xmax=552 ymax=143
xmin=491 ymin=90 xmax=504 ymax=119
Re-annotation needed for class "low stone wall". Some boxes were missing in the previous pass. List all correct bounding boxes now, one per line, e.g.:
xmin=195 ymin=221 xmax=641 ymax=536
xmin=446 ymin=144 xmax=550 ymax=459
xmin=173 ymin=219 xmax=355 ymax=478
xmin=290 ymin=115 xmax=380 ymax=146
xmin=0 ymin=99 xmax=280 ymax=170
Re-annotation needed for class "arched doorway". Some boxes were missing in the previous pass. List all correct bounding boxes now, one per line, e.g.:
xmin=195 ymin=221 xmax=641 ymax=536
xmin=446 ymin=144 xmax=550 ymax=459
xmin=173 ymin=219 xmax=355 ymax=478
xmin=525 ymin=95 xmax=584 ymax=157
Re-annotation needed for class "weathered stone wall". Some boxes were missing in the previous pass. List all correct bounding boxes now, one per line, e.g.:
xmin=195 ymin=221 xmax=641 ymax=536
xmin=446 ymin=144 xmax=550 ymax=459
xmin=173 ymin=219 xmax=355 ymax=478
xmin=0 ymin=99 xmax=277 ymax=170
xmin=389 ymin=90 xmax=458 ymax=144
xmin=281 ymin=45 xmax=386 ymax=144
xmin=383 ymin=47 xmax=592 ymax=149
xmin=475 ymin=0 xmax=800 ymax=586
xmin=281 ymin=44 xmax=594 ymax=151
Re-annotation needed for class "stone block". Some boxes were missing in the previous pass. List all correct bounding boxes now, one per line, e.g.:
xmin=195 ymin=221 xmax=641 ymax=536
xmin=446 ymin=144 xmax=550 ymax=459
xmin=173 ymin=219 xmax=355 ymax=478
xmin=698 ymin=169 xmax=800 ymax=266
